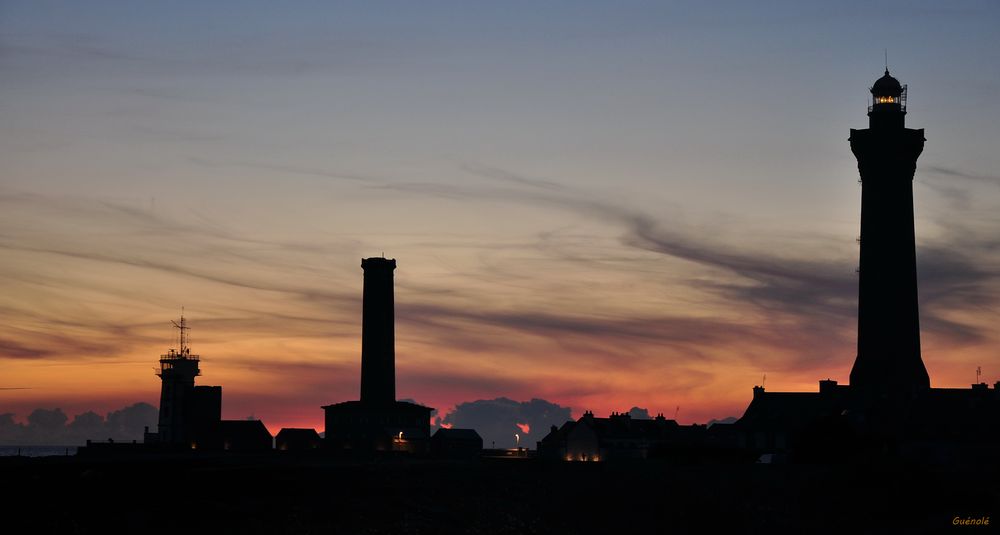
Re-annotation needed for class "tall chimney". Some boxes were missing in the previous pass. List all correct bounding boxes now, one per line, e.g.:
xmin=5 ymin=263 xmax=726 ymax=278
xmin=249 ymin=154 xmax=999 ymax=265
xmin=360 ymin=257 xmax=396 ymax=404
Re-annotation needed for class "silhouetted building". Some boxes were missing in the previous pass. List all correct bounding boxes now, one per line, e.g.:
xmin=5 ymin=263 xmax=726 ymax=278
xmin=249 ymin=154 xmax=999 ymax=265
xmin=325 ymin=400 xmax=431 ymax=452
xmin=538 ymin=410 xmax=735 ymax=461
xmin=735 ymin=381 xmax=852 ymax=455
xmin=431 ymin=428 xmax=483 ymax=458
xmin=276 ymin=428 xmax=322 ymax=451
xmin=323 ymin=258 xmax=434 ymax=453
xmin=187 ymin=385 xmax=222 ymax=445
xmin=81 ymin=315 xmax=271 ymax=456
xmin=150 ymin=315 xmax=203 ymax=445
xmin=140 ymin=314 xmax=272 ymax=452
xmin=732 ymin=71 xmax=1000 ymax=462
xmin=217 ymin=420 xmax=273 ymax=452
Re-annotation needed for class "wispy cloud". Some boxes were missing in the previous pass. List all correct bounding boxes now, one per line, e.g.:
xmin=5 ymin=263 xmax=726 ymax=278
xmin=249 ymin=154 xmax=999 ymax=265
xmin=0 ymin=339 xmax=50 ymax=360
xmin=461 ymin=162 xmax=567 ymax=191
xmin=368 ymin=163 xmax=997 ymax=348
xmin=924 ymin=165 xmax=1000 ymax=186
xmin=2 ymin=157 xmax=999 ymax=426
xmin=188 ymin=157 xmax=379 ymax=184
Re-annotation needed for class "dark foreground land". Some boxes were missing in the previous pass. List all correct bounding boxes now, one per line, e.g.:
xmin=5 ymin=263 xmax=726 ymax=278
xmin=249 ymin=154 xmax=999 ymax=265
xmin=2 ymin=455 xmax=997 ymax=534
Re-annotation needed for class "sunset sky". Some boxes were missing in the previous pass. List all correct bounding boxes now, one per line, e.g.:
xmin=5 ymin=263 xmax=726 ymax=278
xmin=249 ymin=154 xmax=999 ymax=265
xmin=2 ymin=1 xmax=1000 ymax=439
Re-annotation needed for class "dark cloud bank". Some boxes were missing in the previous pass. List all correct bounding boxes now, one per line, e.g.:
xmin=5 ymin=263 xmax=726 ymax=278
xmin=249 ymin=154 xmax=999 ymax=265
xmin=435 ymin=397 xmax=572 ymax=449
xmin=0 ymin=403 xmax=157 ymax=446
xmin=1 ymin=398 xmax=573 ymax=449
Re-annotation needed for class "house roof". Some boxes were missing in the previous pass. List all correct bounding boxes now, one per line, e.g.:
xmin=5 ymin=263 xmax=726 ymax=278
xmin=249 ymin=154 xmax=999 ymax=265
xmin=276 ymin=428 xmax=321 ymax=439
xmin=578 ymin=416 xmax=683 ymax=440
xmin=432 ymin=428 xmax=482 ymax=441
xmin=219 ymin=419 xmax=272 ymax=438
xmin=736 ymin=391 xmax=845 ymax=431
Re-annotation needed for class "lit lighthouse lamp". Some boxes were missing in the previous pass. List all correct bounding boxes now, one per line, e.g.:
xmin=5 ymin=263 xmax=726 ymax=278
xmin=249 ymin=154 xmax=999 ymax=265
xmin=867 ymin=69 xmax=907 ymax=129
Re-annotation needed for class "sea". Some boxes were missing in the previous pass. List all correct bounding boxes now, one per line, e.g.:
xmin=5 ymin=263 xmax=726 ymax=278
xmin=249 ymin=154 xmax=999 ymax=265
xmin=0 ymin=445 xmax=78 ymax=457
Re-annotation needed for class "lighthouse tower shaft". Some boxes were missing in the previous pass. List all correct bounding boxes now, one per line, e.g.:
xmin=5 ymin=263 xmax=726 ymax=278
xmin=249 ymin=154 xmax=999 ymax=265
xmin=849 ymin=70 xmax=930 ymax=396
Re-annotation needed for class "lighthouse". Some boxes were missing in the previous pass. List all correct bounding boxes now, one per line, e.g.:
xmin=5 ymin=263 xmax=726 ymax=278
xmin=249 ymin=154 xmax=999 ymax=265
xmin=732 ymin=69 xmax=1000 ymax=461
xmin=848 ymin=69 xmax=930 ymax=397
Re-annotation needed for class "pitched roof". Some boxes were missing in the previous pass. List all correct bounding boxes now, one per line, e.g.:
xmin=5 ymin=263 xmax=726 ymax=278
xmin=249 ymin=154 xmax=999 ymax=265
xmin=276 ymin=428 xmax=321 ymax=439
xmin=573 ymin=414 xmax=686 ymax=441
xmin=219 ymin=419 xmax=272 ymax=438
xmin=432 ymin=428 xmax=481 ymax=441
xmin=736 ymin=392 xmax=843 ymax=431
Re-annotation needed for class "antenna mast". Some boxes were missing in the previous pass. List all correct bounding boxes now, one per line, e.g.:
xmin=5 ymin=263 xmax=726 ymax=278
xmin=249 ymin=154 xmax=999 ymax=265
xmin=171 ymin=307 xmax=191 ymax=355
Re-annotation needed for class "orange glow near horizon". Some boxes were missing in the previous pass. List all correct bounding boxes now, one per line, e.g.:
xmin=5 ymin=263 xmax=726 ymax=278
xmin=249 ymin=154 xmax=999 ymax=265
xmin=3 ymin=291 xmax=994 ymax=433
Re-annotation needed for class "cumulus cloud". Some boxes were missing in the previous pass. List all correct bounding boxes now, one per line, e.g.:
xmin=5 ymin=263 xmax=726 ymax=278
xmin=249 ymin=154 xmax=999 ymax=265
xmin=436 ymin=397 xmax=572 ymax=449
xmin=627 ymin=406 xmax=651 ymax=419
xmin=0 ymin=403 xmax=157 ymax=446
